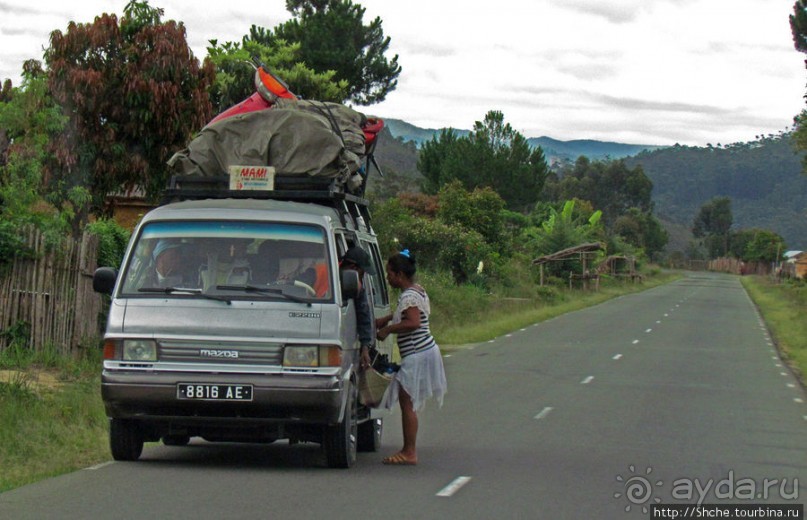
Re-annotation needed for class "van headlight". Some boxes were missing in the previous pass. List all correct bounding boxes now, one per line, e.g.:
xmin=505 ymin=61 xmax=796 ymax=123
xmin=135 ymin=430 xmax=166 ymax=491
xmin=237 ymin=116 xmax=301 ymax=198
xmin=283 ymin=345 xmax=342 ymax=367
xmin=122 ymin=340 xmax=158 ymax=361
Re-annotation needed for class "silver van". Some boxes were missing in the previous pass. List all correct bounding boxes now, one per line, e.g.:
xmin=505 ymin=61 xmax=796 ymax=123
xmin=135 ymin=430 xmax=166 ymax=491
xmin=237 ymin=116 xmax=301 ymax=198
xmin=93 ymin=190 xmax=390 ymax=468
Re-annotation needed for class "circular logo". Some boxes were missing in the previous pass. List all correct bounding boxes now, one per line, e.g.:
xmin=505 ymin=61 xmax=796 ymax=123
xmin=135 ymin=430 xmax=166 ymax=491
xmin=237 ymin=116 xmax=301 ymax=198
xmin=614 ymin=465 xmax=664 ymax=513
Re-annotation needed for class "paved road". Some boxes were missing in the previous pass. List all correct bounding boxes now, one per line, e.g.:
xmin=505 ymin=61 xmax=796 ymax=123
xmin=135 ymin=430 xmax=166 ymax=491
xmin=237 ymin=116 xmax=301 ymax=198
xmin=1 ymin=272 xmax=805 ymax=519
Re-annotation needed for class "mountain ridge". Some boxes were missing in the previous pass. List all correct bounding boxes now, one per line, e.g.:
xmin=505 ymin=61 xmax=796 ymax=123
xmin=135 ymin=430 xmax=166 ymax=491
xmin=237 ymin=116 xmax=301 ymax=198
xmin=383 ymin=117 xmax=665 ymax=162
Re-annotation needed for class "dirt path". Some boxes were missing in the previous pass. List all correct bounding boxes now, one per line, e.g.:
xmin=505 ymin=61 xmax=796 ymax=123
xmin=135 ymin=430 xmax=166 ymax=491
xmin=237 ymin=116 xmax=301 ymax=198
xmin=0 ymin=369 xmax=63 ymax=392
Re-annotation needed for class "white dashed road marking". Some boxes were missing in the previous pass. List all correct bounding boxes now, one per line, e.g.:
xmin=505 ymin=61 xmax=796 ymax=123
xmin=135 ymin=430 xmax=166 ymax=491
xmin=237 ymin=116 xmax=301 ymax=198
xmin=437 ymin=476 xmax=473 ymax=497
xmin=534 ymin=407 xmax=553 ymax=420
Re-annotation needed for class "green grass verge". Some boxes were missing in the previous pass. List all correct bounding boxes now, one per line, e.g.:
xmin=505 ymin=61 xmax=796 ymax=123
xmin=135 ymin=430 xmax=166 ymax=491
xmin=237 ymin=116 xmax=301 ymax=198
xmin=0 ymin=349 xmax=109 ymax=493
xmin=741 ymin=276 xmax=807 ymax=382
xmin=424 ymin=269 xmax=681 ymax=349
xmin=0 ymin=269 xmax=681 ymax=492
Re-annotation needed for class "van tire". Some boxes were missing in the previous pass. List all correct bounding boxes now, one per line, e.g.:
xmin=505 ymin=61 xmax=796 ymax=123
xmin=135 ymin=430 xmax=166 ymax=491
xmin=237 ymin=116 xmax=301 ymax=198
xmin=110 ymin=419 xmax=144 ymax=461
xmin=323 ymin=382 xmax=358 ymax=468
xmin=357 ymin=418 xmax=382 ymax=452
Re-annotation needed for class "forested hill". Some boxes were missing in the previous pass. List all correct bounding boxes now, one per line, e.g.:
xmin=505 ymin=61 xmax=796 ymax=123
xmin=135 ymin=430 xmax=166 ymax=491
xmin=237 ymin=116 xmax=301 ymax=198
xmin=625 ymin=136 xmax=807 ymax=248
xmin=383 ymin=119 xmax=468 ymax=145
xmin=528 ymin=136 xmax=664 ymax=162
xmin=383 ymin=118 xmax=661 ymax=161
xmin=377 ymin=119 xmax=807 ymax=249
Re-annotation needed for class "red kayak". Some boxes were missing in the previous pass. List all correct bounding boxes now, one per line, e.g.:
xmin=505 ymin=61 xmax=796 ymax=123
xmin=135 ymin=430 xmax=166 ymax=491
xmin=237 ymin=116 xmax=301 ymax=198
xmin=209 ymin=59 xmax=383 ymax=151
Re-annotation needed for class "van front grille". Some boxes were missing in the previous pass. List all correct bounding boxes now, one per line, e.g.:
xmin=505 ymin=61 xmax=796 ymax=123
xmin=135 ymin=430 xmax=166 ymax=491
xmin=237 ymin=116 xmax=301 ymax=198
xmin=159 ymin=341 xmax=284 ymax=366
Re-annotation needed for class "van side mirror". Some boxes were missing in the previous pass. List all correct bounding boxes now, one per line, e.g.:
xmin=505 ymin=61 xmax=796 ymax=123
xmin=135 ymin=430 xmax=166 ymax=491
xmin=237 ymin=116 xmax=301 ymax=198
xmin=340 ymin=269 xmax=360 ymax=301
xmin=93 ymin=267 xmax=118 ymax=294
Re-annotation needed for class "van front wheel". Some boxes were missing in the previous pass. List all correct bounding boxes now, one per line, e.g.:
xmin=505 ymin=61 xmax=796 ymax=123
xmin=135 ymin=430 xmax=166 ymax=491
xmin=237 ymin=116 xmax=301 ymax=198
xmin=110 ymin=418 xmax=144 ymax=461
xmin=323 ymin=383 xmax=358 ymax=468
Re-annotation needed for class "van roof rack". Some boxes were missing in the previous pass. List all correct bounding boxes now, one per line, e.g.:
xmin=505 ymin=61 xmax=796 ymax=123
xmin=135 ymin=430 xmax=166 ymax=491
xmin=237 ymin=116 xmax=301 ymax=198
xmin=161 ymin=174 xmax=373 ymax=229
xmin=163 ymin=174 xmax=367 ymax=204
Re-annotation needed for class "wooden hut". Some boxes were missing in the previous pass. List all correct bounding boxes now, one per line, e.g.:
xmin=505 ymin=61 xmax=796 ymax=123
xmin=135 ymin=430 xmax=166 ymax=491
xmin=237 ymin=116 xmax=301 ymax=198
xmin=532 ymin=242 xmax=604 ymax=289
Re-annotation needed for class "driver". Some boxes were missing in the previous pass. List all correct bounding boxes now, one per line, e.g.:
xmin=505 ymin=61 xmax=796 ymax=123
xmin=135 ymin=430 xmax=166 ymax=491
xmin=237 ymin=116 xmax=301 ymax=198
xmin=276 ymin=243 xmax=329 ymax=297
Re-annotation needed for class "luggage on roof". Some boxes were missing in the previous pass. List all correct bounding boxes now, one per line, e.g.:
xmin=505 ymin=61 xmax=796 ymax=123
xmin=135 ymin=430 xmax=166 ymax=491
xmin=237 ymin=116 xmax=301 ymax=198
xmin=167 ymin=98 xmax=383 ymax=195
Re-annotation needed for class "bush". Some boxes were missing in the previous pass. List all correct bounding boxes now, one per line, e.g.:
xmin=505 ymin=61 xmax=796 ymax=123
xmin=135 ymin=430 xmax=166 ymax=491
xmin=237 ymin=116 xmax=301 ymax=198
xmin=86 ymin=219 xmax=130 ymax=269
xmin=401 ymin=218 xmax=491 ymax=283
xmin=437 ymin=181 xmax=508 ymax=253
xmin=373 ymin=198 xmax=493 ymax=282
xmin=416 ymin=269 xmax=491 ymax=335
xmin=0 ymin=220 xmax=32 ymax=268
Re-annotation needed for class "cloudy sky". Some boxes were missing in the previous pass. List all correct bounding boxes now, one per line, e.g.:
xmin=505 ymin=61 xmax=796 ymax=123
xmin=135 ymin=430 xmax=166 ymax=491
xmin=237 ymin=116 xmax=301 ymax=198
xmin=0 ymin=0 xmax=804 ymax=146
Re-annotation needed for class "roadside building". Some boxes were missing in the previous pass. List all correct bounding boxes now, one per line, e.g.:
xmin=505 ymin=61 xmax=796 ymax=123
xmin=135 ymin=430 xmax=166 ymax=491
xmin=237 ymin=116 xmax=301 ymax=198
xmin=793 ymin=251 xmax=807 ymax=280
xmin=104 ymin=186 xmax=154 ymax=231
xmin=782 ymin=250 xmax=806 ymax=280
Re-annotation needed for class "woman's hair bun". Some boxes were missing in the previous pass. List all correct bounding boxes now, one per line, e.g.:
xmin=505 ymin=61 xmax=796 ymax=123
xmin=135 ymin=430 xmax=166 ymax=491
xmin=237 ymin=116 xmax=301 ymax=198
xmin=388 ymin=248 xmax=417 ymax=277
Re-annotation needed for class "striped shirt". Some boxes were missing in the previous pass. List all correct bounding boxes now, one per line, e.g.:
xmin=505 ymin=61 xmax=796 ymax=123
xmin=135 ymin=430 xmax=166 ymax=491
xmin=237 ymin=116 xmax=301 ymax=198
xmin=394 ymin=285 xmax=437 ymax=358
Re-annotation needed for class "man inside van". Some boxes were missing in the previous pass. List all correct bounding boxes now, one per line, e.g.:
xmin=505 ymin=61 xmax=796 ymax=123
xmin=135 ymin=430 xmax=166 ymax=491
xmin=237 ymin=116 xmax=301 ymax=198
xmin=340 ymin=247 xmax=375 ymax=370
xmin=145 ymin=239 xmax=196 ymax=288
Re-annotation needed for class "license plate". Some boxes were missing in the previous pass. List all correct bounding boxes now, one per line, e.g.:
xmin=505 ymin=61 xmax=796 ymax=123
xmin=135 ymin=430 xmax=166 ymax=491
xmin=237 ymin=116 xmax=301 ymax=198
xmin=177 ymin=383 xmax=253 ymax=401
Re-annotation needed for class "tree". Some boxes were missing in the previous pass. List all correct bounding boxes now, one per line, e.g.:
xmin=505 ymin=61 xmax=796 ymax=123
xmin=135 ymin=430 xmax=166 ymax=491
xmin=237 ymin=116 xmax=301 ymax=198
xmin=612 ymin=207 xmax=668 ymax=259
xmin=0 ymin=63 xmax=74 ymax=256
xmin=417 ymin=128 xmax=460 ymax=194
xmin=791 ymin=0 xmax=807 ymax=173
xmin=692 ymin=197 xmax=732 ymax=257
xmin=0 ymin=65 xmax=68 ymax=221
xmin=206 ymin=35 xmax=348 ymax=114
xmin=0 ymin=79 xmax=12 ymax=103
xmin=417 ymin=111 xmax=549 ymax=211
xmin=743 ymin=229 xmax=786 ymax=263
xmin=692 ymin=197 xmax=732 ymax=238
xmin=545 ymin=157 xmax=654 ymax=226
xmin=791 ymin=1 xmax=807 ymax=53
xmin=729 ymin=228 xmax=756 ymax=259
xmin=44 ymin=0 xmax=215 ymax=226
xmin=254 ymin=0 xmax=401 ymax=105
xmin=0 ymin=75 xmax=20 ymax=170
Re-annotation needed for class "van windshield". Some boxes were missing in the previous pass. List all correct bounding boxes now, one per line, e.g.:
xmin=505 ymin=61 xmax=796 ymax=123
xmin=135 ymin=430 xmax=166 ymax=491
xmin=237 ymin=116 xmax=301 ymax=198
xmin=119 ymin=221 xmax=332 ymax=302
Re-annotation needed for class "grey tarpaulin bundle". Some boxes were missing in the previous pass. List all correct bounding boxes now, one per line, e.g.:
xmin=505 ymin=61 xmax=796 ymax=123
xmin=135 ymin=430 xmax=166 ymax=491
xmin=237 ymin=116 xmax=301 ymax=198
xmin=167 ymin=99 xmax=373 ymax=192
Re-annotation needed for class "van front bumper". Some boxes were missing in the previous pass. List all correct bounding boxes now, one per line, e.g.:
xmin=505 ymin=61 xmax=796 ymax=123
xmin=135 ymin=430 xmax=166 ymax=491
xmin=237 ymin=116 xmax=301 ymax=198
xmin=102 ymin=370 xmax=347 ymax=425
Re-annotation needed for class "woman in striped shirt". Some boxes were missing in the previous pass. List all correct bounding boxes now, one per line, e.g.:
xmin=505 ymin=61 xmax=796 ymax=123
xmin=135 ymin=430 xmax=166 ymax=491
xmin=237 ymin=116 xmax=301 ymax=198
xmin=376 ymin=250 xmax=447 ymax=465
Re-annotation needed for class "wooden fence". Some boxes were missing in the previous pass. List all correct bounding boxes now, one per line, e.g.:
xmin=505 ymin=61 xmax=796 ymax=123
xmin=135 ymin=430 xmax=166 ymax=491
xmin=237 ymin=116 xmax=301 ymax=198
xmin=707 ymin=257 xmax=772 ymax=276
xmin=0 ymin=229 xmax=103 ymax=355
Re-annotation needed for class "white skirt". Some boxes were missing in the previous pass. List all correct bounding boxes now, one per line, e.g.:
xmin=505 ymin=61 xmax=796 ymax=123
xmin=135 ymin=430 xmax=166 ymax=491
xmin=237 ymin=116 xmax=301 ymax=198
xmin=381 ymin=345 xmax=447 ymax=412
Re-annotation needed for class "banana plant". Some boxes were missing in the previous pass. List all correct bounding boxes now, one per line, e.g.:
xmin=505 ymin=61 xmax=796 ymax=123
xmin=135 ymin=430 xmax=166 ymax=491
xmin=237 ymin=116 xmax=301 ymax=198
xmin=540 ymin=200 xmax=602 ymax=238
xmin=526 ymin=199 xmax=604 ymax=278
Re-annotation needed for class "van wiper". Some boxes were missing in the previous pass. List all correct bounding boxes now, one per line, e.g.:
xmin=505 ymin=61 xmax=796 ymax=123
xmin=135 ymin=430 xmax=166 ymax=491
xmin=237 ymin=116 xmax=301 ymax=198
xmin=138 ymin=286 xmax=232 ymax=305
xmin=217 ymin=284 xmax=312 ymax=306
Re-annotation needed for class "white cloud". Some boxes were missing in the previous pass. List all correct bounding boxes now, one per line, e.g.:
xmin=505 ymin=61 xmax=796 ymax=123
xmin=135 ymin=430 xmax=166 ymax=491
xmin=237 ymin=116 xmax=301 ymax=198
xmin=0 ymin=0 xmax=803 ymax=146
